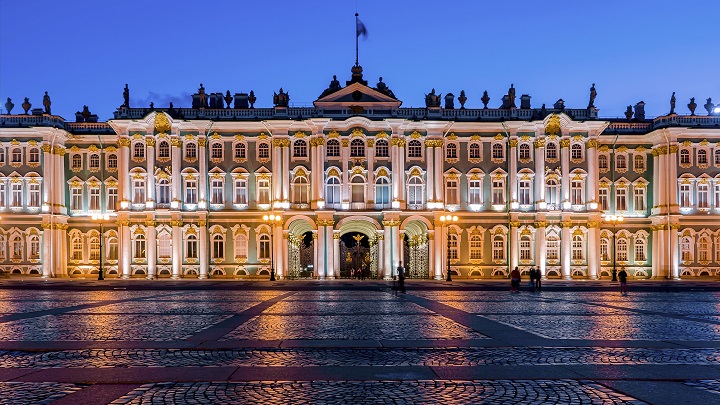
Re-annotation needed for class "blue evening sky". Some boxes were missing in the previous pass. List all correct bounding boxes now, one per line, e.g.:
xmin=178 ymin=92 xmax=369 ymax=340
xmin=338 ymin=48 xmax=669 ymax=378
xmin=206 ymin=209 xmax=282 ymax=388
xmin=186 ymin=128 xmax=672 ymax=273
xmin=1 ymin=0 xmax=718 ymax=121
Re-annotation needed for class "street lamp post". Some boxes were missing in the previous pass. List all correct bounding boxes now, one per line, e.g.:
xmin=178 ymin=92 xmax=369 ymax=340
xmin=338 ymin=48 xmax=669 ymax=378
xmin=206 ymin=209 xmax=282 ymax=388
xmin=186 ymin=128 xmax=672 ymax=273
xmin=603 ymin=213 xmax=624 ymax=281
xmin=439 ymin=214 xmax=458 ymax=281
xmin=91 ymin=213 xmax=110 ymax=280
xmin=263 ymin=213 xmax=282 ymax=281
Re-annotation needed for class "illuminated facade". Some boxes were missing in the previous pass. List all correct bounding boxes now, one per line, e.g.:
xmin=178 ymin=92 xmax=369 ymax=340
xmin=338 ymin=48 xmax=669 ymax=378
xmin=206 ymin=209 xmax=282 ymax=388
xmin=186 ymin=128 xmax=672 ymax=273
xmin=1 ymin=67 xmax=720 ymax=279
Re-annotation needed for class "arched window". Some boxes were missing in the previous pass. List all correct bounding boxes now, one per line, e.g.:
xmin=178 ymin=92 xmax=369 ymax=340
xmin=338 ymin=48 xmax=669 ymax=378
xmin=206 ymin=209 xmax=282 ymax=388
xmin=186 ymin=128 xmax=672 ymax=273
xmin=70 ymin=235 xmax=82 ymax=261
xmin=259 ymin=234 xmax=270 ymax=260
xmin=572 ymin=235 xmax=584 ymax=260
xmin=234 ymin=233 xmax=248 ymax=259
xmin=492 ymin=143 xmax=504 ymax=160
xmin=446 ymin=143 xmax=457 ymax=159
xmin=107 ymin=154 xmax=117 ymax=170
xmin=698 ymin=236 xmax=711 ymax=262
xmin=408 ymin=140 xmax=422 ymax=158
xmin=546 ymin=143 xmax=558 ymax=160
xmin=292 ymin=176 xmax=309 ymax=204
xmin=634 ymin=237 xmax=646 ymax=261
xmin=375 ymin=177 xmax=390 ymax=206
xmin=680 ymin=236 xmax=692 ymax=261
xmin=326 ymin=139 xmax=340 ymax=157
xmin=158 ymin=141 xmax=170 ymax=159
xmin=598 ymin=155 xmax=608 ymax=170
xmin=211 ymin=143 xmax=223 ymax=160
xmin=258 ymin=142 xmax=270 ymax=159
xmin=89 ymin=154 xmax=100 ymax=170
xmin=546 ymin=234 xmax=560 ymax=260
xmin=71 ymin=154 xmax=82 ymax=170
xmin=600 ymin=238 xmax=610 ymax=261
xmin=11 ymin=148 xmax=22 ymax=163
xmin=469 ymin=235 xmax=482 ymax=260
xmin=518 ymin=144 xmax=530 ymax=160
xmin=186 ymin=234 xmax=198 ymax=259
xmin=571 ymin=144 xmax=583 ymax=160
xmin=293 ymin=140 xmax=307 ymax=158
xmin=350 ymin=139 xmax=365 ymax=157
xmin=469 ymin=143 xmax=481 ymax=159
xmin=375 ymin=139 xmax=389 ymax=157
xmin=616 ymin=154 xmax=627 ymax=170
xmin=407 ymin=176 xmax=424 ymax=207
xmin=633 ymin=154 xmax=645 ymax=171
xmin=89 ymin=236 xmax=100 ymax=261
xmin=0 ymin=235 xmax=6 ymax=261
xmin=134 ymin=234 xmax=146 ymax=259
xmin=133 ymin=143 xmax=145 ymax=159
xmin=520 ymin=235 xmax=532 ymax=260
xmin=351 ymin=175 xmax=365 ymax=203
xmin=29 ymin=148 xmax=40 ymax=164
xmin=185 ymin=143 xmax=197 ymax=159
xmin=29 ymin=235 xmax=40 ymax=260
xmin=492 ymin=235 xmax=505 ymax=261
xmin=234 ymin=143 xmax=246 ymax=159
xmin=212 ymin=234 xmax=225 ymax=260
xmin=107 ymin=236 xmax=118 ymax=260
xmin=616 ymin=238 xmax=628 ymax=262
xmin=680 ymin=149 xmax=690 ymax=165
xmin=158 ymin=232 xmax=171 ymax=260
xmin=698 ymin=149 xmax=708 ymax=165
xmin=325 ymin=177 xmax=341 ymax=205
xmin=449 ymin=233 xmax=459 ymax=260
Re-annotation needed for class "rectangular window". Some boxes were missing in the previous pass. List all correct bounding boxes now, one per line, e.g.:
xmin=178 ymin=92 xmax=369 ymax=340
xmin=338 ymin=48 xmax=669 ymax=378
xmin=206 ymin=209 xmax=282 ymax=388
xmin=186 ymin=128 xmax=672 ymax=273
xmin=468 ymin=180 xmax=482 ymax=205
xmin=89 ymin=188 xmax=100 ymax=211
xmin=492 ymin=179 xmax=504 ymax=205
xmin=0 ymin=183 xmax=5 ymax=207
xmin=518 ymin=180 xmax=531 ymax=205
xmin=11 ymin=183 xmax=22 ymax=207
xmin=211 ymin=179 xmax=224 ymax=205
xmin=599 ymin=188 xmax=609 ymax=211
xmin=547 ymin=238 xmax=559 ymax=260
xmin=234 ymin=179 xmax=248 ymax=205
xmin=157 ymin=181 xmax=170 ymax=204
xmin=616 ymin=188 xmax=627 ymax=211
xmin=715 ymin=185 xmax=720 ymax=208
xmin=519 ymin=239 xmax=531 ymax=260
xmin=71 ymin=188 xmax=83 ymax=211
xmin=698 ymin=183 xmax=709 ymax=209
xmin=159 ymin=237 xmax=172 ymax=259
xmin=492 ymin=239 xmax=505 ymax=261
xmin=633 ymin=187 xmax=646 ymax=211
xmin=185 ymin=180 xmax=197 ymax=204
xmin=571 ymin=180 xmax=583 ymax=205
xmin=107 ymin=187 xmax=117 ymax=211
xmin=445 ymin=179 xmax=459 ymax=205
xmin=257 ymin=179 xmax=270 ymax=205
xmin=28 ymin=183 xmax=40 ymax=207
xmin=635 ymin=241 xmax=646 ymax=261
xmin=680 ymin=184 xmax=691 ymax=208
xmin=133 ymin=180 xmax=145 ymax=204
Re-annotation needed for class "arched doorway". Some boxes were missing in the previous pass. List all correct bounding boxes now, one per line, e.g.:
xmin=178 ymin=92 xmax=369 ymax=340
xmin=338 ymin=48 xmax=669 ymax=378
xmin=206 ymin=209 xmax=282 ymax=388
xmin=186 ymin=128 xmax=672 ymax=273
xmin=340 ymin=232 xmax=373 ymax=278
xmin=286 ymin=216 xmax=315 ymax=279
xmin=402 ymin=218 xmax=431 ymax=279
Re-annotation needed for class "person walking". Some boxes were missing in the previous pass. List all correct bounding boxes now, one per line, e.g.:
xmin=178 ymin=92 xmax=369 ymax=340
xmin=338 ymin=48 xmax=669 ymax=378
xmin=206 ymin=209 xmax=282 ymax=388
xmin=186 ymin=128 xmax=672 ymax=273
xmin=535 ymin=268 xmax=542 ymax=291
xmin=528 ymin=267 xmax=536 ymax=292
xmin=397 ymin=261 xmax=406 ymax=294
xmin=510 ymin=266 xmax=521 ymax=292
xmin=618 ymin=267 xmax=628 ymax=295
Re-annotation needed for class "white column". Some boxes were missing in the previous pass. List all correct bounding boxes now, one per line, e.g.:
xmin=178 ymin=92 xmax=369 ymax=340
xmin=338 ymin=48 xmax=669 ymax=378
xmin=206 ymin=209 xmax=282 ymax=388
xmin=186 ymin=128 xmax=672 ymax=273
xmin=317 ymin=140 xmax=325 ymax=203
xmin=310 ymin=139 xmax=319 ymax=207
xmin=670 ymin=225 xmax=680 ymax=279
xmin=171 ymin=138 xmax=182 ymax=204
xmin=435 ymin=144 xmax=444 ymax=205
xmin=56 ymin=152 xmax=65 ymax=213
xmin=333 ymin=233 xmax=341 ymax=278
xmin=281 ymin=231 xmax=288 ymax=279
xmin=586 ymin=139 xmax=598 ymax=207
xmin=509 ymin=139 xmax=518 ymax=205
xmin=425 ymin=142 xmax=434 ymax=205
xmin=198 ymin=138 xmax=208 ymax=207
xmin=587 ymin=225 xmax=599 ymax=279
xmin=317 ymin=225 xmax=326 ymax=279
xmin=42 ymin=224 xmax=52 ymax=277
xmin=146 ymin=139 xmax=156 ymax=206
xmin=653 ymin=151 xmax=663 ymax=208
xmin=42 ymin=144 xmax=52 ymax=207
xmin=171 ymin=221 xmax=182 ymax=279
xmin=199 ymin=222 xmax=208 ymax=279
xmin=376 ymin=234 xmax=383 ymax=279
xmin=534 ymin=139 xmax=545 ymax=209
xmin=561 ymin=221 xmax=571 ymax=279
xmin=367 ymin=142 xmax=375 ymax=204
xmin=535 ymin=223 xmax=546 ymax=278
xmin=58 ymin=226 xmax=68 ymax=276
xmin=429 ymin=231 xmax=440 ymax=279
xmin=341 ymin=140 xmax=350 ymax=205
xmin=282 ymin=142 xmax=290 ymax=203
xmin=272 ymin=140 xmax=282 ymax=204
xmin=383 ymin=223 xmax=392 ymax=279
xmin=667 ymin=146 xmax=678 ymax=211
xmin=313 ymin=230 xmax=319 ymax=278
xmin=146 ymin=221 xmax=156 ymax=279
xmin=561 ymin=138 xmax=570 ymax=207
xmin=121 ymin=222 xmax=131 ymax=278
xmin=510 ymin=222 xmax=519 ymax=271
xmin=398 ymin=141 xmax=407 ymax=206
xmin=119 ymin=139 xmax=131 ymax=206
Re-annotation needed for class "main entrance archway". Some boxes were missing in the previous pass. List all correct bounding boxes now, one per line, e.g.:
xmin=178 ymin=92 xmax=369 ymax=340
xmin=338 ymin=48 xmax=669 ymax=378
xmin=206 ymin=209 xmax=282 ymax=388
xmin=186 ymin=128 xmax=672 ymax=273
xmin=336 ymin=216 xmax=382 ymax=279
xmin=286 ymin=216 xmax=315 ymax=279
xmin=402 ymin=217 xmax=431 ymax=279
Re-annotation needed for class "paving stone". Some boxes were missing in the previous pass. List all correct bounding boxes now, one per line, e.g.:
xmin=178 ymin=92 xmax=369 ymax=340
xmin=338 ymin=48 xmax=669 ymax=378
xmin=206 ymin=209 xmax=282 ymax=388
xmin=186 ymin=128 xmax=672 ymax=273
xmin=684 ymin=379 xmax=720 ymax=396
xmin=0 ymin=382 xmax=84 ymax=404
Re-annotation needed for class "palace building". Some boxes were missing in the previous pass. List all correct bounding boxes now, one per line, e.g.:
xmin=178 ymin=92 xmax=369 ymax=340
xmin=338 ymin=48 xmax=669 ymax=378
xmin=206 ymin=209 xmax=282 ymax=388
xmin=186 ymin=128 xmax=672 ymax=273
xmin=1 ymin=66 xmax=719 ymax=280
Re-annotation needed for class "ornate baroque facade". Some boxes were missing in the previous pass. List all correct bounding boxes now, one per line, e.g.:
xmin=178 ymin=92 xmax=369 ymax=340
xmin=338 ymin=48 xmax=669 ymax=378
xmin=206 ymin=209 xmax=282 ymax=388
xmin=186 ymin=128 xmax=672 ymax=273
xmin=1 ymin=67 xmax=720 ymax=279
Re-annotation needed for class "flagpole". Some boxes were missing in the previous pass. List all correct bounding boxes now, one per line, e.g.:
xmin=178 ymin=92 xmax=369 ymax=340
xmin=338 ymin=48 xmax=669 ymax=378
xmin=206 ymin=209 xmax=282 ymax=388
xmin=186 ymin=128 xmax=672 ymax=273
xmin=355 ymin=13 xmax=359 ymax=66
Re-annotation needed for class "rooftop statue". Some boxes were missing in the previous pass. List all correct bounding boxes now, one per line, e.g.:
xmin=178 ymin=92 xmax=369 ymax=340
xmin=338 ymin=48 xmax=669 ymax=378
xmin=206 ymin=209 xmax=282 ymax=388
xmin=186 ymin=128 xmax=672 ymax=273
xmin=508 ymin=84 xmax=516 ymax=108
xmin=248 ymin=90 xmax=256 ymax=109
xmin=4 ymin=98 xmax=13 ymax=114
xmin=588 ymin=83 xmax=597 ymax=109
xmin=224 ymin=91 xmax=233 ymax=108
xmin=21 ymin=97 xmax=31 ymax=114
xmin=704 ymin=98 xmax=714 ymax=115
xmin=458 ymin=90 xmax=467 ymax=109
xmin=374 ymin=77 xmax=396 ymax=98
xmin=273 ymin=88 xmax=290 ymax=107
xmin=669 ymin=92 xmax=676 ymax=115
xmin=425 ymin=88 xmax=441 ymax=108
xmin=688 ymin=97 xmax=697 ymax=116
xmin=122 ymin=84 xmax=130 ymax=108
xmin=198 ymin=83 xmax=207 ymax=108
xmin=319 ymin=75 xmax=342 ymax=98
xmin=625 ymin=105 xmax=633 ymax=120
xmin=43 ymin=91 xmax=51 ymax=115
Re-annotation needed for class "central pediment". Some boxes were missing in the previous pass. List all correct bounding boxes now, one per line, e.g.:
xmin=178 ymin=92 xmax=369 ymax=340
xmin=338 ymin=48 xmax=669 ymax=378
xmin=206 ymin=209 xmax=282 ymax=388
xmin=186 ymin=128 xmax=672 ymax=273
xmin=314 ymin=81 xmax=402 ymax=109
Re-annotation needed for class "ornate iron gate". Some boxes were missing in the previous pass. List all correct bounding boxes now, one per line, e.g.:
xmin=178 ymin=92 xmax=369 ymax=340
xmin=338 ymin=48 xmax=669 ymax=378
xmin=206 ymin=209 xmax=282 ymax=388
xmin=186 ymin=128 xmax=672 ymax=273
xmin=404 ymin=235 xmax=429 ymax=279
